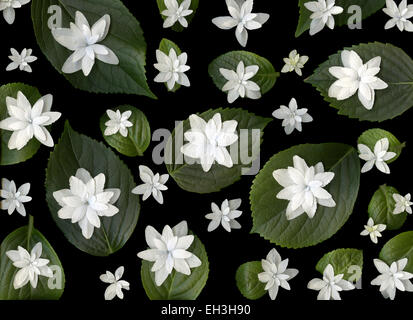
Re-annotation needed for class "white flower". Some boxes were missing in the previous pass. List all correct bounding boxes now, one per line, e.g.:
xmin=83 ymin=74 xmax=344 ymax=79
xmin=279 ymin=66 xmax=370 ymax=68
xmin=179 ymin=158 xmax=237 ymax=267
xmin=6 ymin=48 xmax=37 ymax=73
xmin=180 ymin=113 xmax=238 ymax=172
xmin=273 ymin=155 xmax=336 ymax=220
xmin=258 ymin=248 xmax=299 ymax=300
xmin=104 ymin=109 xmax=133 ymax=137
xmin=205 ymin=199 xmax=242 ymax=232
xmin=100 ymin=266 xmax=130 ymax=300
xmin=393 ymin=193 xmax=413 ymax=214
xmin=6 ymin=242 xmax=53 ymax=289
xmin=272 ymin=98 xmax=313 ymax=135
xmin=154 ymin=48 xmax=190 ymax=90
xmin=220 ymin=61 xmax=261 ymax=103
xmin=0 ymin=178 xmax=31 ymax=216
xmin=383 ymin=0 xmax=413 ymax=31
xmin=131 ymin=165 xmax=169 ymax=205
xmin=137 ymin=221 xmax=202 ymax=286
xmin=328 ymin=50 xmax=388 ymax=110
xmin=0 ymin=91 xmax=61 ymax=150
xmin=281 ymin=50 xmax=309 ymax=76
xmin=360 ymin=217 xmax=386 ymax=244
xmin=358 ymin=138 xmax=396 ymax=174
xmin=212 ymin=0 xmax=269 ymax=47
xmin=51 ymin=11 xmax=119 ymax=77
xmin=308 ymin=264 xmax=355 ymax=300
xmin=0 ymin=0 xmax=30 ymax=24
xmin=371 ymin=258 xmax=413 ymax=300
xmin=53 ymin=168 xmax=121 ymax=239
xmin=304 ymin=0 xmax=343 ymax=35
xmin=162 ymin=0 xmax=193 ymax=28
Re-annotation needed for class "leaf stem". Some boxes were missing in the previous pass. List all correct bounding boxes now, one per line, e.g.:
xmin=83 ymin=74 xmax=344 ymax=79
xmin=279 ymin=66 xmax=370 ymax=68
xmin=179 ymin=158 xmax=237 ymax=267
xmin=27 ymin=215 xmax=34 ymax=248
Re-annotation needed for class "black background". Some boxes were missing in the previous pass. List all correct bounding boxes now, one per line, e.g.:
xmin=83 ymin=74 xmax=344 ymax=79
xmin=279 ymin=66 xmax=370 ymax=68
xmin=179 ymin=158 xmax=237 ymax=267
xmin=1 ymin=0 xmax=413 ymax=313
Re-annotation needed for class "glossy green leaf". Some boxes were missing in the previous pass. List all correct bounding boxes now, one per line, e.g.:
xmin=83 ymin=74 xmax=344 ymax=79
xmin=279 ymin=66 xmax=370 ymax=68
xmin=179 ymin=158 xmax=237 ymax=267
xmin=235 ymin=261 xmax=266 ymax=300
xmin=380 ymin=231 xmax=413 ymax=273
xmin=159 ymin=38 xmax=182 ymax=92
xmin=156 ymin=0 xmax=199 ymax=32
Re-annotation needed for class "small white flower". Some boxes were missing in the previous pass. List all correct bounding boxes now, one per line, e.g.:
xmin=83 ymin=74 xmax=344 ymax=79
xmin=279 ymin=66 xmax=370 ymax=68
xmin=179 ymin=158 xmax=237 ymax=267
xmin=51 ymin=11 xmax=119 ymax=76
xmin=281 ymin=50 xmax=309 ymax=76
xmin=6 ymin=242 xmax=53 ymax=289
xmin=360 ymin=217 xmax=386 ymax=244
xmin=220 ymin=61 xmax=261 ymax=103
xmin=328 ymin=50 xmax=388 ymax=110
xmin=0 ymin=0 xmax=30 ymax=25
xmin=131 ymin=165 xmax=169 ymax=205
xmin=0 ymin=91 xmax=61 ymax=150
xmin=212 ymin=0 xmax=269 ymax=47
xmin=104 ymin=109 xmax=133 ymax=137
xmin=272 ymin=98 xmax=313 ymax=135
xmin=308 ymin=264 xmax=355 ymax=300
xmin=181 ymin=113 xmax=238 ymax=172
xmin=258 ymin=248 xmax=299 ymax=300
xmin=162 ymin=0 xmax=193 ymax=28
xmin=371 ymin=258 xmax=413 ymax=300
xmin=53 ymin=168 xmax=121 ymax=239
xmin=0 ymin=178 xmax=31 ymax=216
xmin=137 ymin=221 xmax=202 ymax=286
xmin=205 ymin=199 xmax=242 ymax=232
xmin=393 ymin=193 xmax=413 ymax=214
xmin=273 ymin=155 xmax=336 ymax=220
xmin=100 ymin=266 xmax=130 ymax=300
xmin=304 ymin=0 xmax=343 ymax=35
xmin=154 ymin=48 xmax=190 ymax=90
xmin=383 ymin=0 xmax=413 ymax=31
xmin=6 ymin=48 xmax=37 ymax=73
xmin=358 ymin=138 xmax=396 ymax=174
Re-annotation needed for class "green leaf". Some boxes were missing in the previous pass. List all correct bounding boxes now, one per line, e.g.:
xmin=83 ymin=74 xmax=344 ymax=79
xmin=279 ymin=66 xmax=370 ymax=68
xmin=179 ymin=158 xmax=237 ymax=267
xmin=251 ymin=143 xmax=360 ymax=248
xmin=295 ymin=0 xmax=385 ymax=37
xmin=165 ymin=108 xmax=272 ymax=194
xmin=32 ymin=0 xmax=156 ymax=98
xmin=208 ymin=51 xmax=279 ymax=96
xmin=0 ymin=83 xmax=42 ymax=166
xmin=316 ymin=249 xmax=363 ymax=282
xmin=159 ymin=38 xmax=182 ymax=92
xmin=45 ymin=122 xmax=140 ymax=256
xmin=235 ymin=261 xmax=266 ymax=300
xmin=306 ymin=42 xmax=413 ymax=122
xmin=380 ymin=231 xmax=413 ymax=273
xmin=156 ymin=0 xmax=199 ymax=32
xmin=141 ymin=233 xmax=209 ymax=300
xmin=100 ymin=105 xmax=151 ymax=157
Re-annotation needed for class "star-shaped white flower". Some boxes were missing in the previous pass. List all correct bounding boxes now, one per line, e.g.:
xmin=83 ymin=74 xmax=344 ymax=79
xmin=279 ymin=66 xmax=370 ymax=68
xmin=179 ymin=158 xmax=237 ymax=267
xmin=0 ymin=91 xmax=61 ymax=150
xmin=205 ymin=198 xmax=242 ymax=232
xmin=304 ymin=0 xmax=343 ymax=35
xmin=51 ymin=11 xmax=119 ymax=76
xmin=258 ymin=248 xmax=299 ymax=300
xmin=100 ymin=266 xmax=130 ymax=300
xmin=0 ymin=178 xmax=31 ymax=216
xmin=53 ymin=168 xmax=121 ymax=239
xmin=272 ymin=98 xmax=313 ymax=135
xmin=220 ymin=61 xmax=261 ymax=103
xmin=360 ymin=217 xmax=386 ymax=244
xmin=104 ymin=109 xmax=133 ymax=137
xmin=154 ymin=48 xmax=190 ymax=90
xmin=181 ymin=113 xmax=238 ymax=172
xmin=273 ymin=155 xmax=336 ymax=220
xmin=137 ymin=221 xmax=202 ymax=286
xmin=131 ymin=165 xmax=169 ymax=205
xmin=371 ymin=258 xmax=413 ymax=300
xmin=281 ymin=50 xmax=309 ymax=76
xmin=0 ymin=0 xmax=30 ymax=24
xmin=358 ymin=138 xmax=396 ymax=174
xmin=6 ymin=242 xmax=53 ymax=289
xmin=383 ymin=0 xmax=413 ymax=31
xmin=393 ymin=193 xmax=413 ymax=214
xmin=308 ymin=264 xmax=355 ymax=300
xmin=328 ymin=50 xmax=388 ymax=110
xmin=6 ymin=48 xmax=37 ymax=73
xmin=162 ymin=0 xmax=193 ymax=28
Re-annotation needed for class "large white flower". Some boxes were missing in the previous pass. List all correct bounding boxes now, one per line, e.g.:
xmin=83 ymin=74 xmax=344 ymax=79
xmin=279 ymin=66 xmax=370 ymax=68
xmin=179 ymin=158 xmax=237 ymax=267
xmin=393 ymin=193 xmax=413 ymax=214
xmin=180 ymin=113 xmax=238 ymax=172
xmin=100 ymin=266 xmax=130 ymax=300
xmin=360 ymin=217 xmax=386 ymax=244
xmin=0 ymin=178 xmax=31 ymax=216
xmin=358 ymin=138 xmax=396 ymax=174
xmin=205 ymin=198 xmax=242 ymax=232
xmin=258 ymin=248 xmax=299 ymax=300
xmin=6 ymin=242 xmax=53 ymax=289
xmin=273 ymin=155 xmax=336 ymax=220
xmin=220 ymin=61 xmax=261 ymax=103
xmin=104 ymin=109 xmax=133 ymax=137
xmin=304 ymin=0 xmax=343 ymax=35
xmin=328 ymin=50 xmax=388 ymax=110
xmin=53 ymin=168 xmax=121 ymax=239
xmin=0 ymin=0 xmax=30 ymax=24
xmin=137 ymin=221 xmax=202 ymax=286
xmin=131 ymin=165 xmax=169 ymax=205
xmin=51 ymin=11 xmax=119 ymax=76
xmin=0 ymin=91 xmax=61 ymax=150
xmin=154 ymin=48 xmax=190 ymax=90
xmin=371 ymin=258 xmax=413 ymax=300
xmin=383 ymin=0 xmax=413 ymax=31
xmin=6 ymin=48 xmax=37 ymax=73
xmin=272 ymin=98 xmax=313 ymax=135
xmin=162 ymin=0 xmax=193 ymax=28
xmin=281 ymin=50 xmax=309 ymax=76
xmin=212 ymin=0 xmax=269 ymax=47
